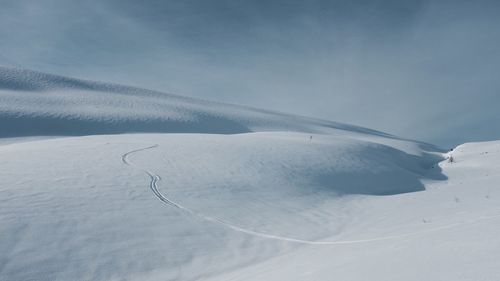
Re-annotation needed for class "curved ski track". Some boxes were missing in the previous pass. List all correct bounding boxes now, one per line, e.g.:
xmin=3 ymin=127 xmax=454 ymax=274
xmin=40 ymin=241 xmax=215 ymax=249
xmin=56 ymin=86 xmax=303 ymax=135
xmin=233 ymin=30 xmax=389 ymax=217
xmin=122 ymin=144 xmax=500 ymax=245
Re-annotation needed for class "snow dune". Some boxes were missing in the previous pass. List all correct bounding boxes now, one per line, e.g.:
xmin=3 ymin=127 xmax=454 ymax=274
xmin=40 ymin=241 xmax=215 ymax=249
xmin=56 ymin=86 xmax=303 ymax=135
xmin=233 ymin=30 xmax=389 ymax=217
xmin=206 ymin=141 xmax=500 ymax=281
xmin=1 ymin=67 xmax=498 ymax=281
xmin=0 ymin=66 xmax=445 ymax=198
xmin=0 ymin=66 xmax=391 ymax=137
xmin=0 ymin=133 xmax=447 ymax=281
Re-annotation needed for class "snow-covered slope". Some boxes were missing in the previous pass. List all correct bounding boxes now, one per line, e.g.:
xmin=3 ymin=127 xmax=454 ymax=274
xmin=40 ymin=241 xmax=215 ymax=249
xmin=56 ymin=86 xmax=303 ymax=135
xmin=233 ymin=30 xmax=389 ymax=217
xmin=0 ymin=66 xmax=390 ymax=138
xmin=0 ymin=133 xmax=441 ymax=281
xmin=1 ymin=67 xmax=498 ymax=281
xmin=206 ymin=141 xmax=500 ymax=281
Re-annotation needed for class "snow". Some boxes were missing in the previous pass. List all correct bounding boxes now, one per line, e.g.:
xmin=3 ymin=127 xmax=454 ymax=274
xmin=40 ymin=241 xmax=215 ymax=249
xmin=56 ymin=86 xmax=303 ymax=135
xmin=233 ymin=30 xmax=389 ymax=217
xmin=206 ymin=141 xmax=500 ymax=281
xmin=0 ymin=66 xmax=392 ymax=138
xmin=1 ymin=67 xmax=499 ymax=280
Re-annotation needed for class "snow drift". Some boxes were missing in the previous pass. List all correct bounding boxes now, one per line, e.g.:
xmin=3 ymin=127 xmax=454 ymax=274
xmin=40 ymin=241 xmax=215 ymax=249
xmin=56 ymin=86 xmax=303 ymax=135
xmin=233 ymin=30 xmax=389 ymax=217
xmin=6 ymin=67 xmax=497 ymax=281
xmin=0 ymin=66 xmax=390 ymax=137
xmin=0 ymin=66 xmax=445 ymax=198
xmin=0 ymin=133 xmax=451 ymax=281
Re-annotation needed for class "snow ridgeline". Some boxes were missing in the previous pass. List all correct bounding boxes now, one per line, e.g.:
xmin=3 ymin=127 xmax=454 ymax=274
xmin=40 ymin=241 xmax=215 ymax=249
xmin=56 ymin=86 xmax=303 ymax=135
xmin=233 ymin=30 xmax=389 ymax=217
xmin=0 ymin=66 xmax=391 ymax=138
xmin=0 ymin=66 xmax=446 ymax=197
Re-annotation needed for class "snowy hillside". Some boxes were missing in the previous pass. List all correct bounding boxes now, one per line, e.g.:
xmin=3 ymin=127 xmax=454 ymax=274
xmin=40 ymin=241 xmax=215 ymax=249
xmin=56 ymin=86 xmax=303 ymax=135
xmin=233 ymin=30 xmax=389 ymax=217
xmin=1 ymin=67 xmax=499 ymax=280
xmin=0 ymin=66 xmax=389 ymax=138
xmin=206 ymin=141 xmax=500 ymax=281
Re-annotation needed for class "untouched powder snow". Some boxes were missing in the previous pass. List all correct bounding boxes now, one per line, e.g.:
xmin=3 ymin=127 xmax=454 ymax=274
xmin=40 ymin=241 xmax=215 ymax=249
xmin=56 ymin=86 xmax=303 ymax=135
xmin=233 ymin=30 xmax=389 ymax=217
xmin=0 ymin=66 xmax=392 ymax=138
xmin=1 ymin=67 xmax=499 ymax=280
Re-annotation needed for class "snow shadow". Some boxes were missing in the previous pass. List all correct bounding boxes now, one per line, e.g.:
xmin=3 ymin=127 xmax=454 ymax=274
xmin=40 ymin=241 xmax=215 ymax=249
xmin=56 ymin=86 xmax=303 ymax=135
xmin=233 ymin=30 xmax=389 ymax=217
xmin=305 ymin=144 xmax=447 ymax=196
xmin=0 ymin=113 xmax=251 ymax=137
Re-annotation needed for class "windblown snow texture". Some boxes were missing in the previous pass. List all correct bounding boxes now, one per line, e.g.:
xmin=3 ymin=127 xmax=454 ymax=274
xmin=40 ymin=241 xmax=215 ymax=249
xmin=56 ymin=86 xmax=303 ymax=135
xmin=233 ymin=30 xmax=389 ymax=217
xmin=0 ymin=66 xmax=391 ymax=138
xmin=1 ymin=67 xmax=498 ymax=281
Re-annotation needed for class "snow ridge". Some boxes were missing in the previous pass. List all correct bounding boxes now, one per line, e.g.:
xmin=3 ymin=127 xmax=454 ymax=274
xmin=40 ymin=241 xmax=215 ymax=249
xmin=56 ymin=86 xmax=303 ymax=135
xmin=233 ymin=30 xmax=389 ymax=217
xmin=1 ymin=66 xmax=400 ymax=139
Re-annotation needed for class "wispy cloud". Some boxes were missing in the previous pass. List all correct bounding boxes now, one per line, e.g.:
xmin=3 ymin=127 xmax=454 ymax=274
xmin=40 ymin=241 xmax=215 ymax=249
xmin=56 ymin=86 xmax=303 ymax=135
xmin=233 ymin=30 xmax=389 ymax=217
xmin=0 ymin=0 xmax=499 ymax=146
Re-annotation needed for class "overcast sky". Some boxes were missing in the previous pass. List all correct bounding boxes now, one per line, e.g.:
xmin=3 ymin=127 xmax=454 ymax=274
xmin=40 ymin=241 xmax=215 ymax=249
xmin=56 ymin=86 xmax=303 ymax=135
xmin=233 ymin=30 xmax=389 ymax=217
xmin=1 ymin=0 xmax=499 ymax=146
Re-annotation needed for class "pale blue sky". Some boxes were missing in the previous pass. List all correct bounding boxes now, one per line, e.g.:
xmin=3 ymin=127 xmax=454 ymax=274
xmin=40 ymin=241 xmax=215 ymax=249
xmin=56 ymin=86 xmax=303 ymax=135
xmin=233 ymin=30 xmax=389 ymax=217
xmin=1 ymin=0 xmax=499 ymax=146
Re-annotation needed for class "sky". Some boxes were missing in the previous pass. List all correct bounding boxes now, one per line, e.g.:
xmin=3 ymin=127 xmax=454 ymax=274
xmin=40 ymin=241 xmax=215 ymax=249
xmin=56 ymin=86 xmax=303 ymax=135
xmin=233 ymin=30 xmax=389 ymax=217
xmin=0 ymin=0 xmax=499 ymax=147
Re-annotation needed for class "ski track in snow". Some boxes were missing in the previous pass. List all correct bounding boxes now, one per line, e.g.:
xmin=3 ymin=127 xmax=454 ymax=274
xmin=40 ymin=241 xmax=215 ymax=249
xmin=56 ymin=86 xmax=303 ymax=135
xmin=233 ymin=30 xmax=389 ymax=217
xmin=122 ymin=145 xmax=500 ymax=245
xmin=122 ymin=145 xmax=183 ymax=209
